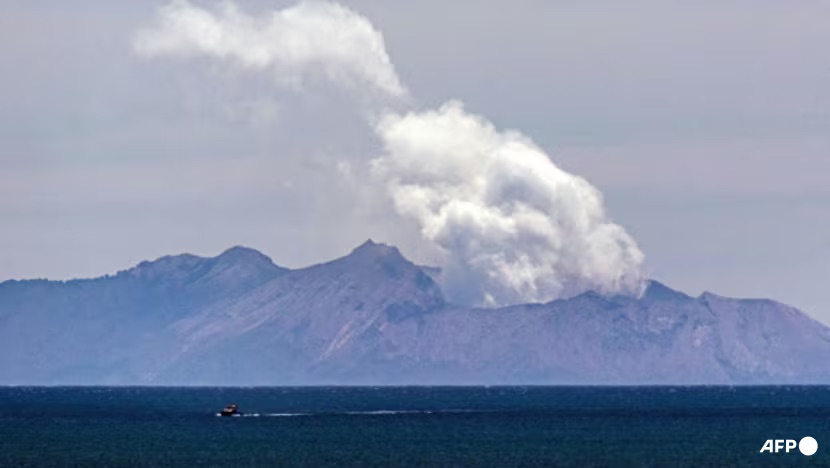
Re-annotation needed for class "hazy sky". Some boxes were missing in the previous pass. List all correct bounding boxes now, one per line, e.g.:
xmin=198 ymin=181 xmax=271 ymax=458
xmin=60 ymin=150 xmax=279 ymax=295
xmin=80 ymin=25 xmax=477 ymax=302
xmin=1 ymin=2 xmax=829 ymax=320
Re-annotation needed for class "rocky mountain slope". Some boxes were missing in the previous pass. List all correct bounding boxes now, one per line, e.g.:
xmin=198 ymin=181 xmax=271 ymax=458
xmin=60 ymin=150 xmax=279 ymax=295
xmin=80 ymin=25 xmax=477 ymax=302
xmin=1 ymin=241 xmax=828 ymax=385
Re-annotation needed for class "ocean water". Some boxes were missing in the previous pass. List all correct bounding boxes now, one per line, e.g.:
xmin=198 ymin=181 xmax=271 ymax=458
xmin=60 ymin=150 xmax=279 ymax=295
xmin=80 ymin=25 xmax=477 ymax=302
xmin=1 ymin=386 xmax=828 ymax=467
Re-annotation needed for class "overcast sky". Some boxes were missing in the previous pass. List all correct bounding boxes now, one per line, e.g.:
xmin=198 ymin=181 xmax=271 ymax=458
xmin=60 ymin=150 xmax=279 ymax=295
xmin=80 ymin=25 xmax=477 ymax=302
xmin=1 ymin=1 xmax=829 ymax=321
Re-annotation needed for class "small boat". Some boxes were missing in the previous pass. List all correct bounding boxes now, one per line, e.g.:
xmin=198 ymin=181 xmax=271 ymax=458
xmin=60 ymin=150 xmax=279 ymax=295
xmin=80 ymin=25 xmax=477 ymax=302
xmin=220 ymin=404 xmax=240 ymax=417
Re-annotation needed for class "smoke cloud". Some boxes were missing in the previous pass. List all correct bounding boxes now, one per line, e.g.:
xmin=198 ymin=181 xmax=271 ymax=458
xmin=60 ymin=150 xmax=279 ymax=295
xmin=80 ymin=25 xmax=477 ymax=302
xmin=372 ymin=102 xmax=644 ymax=306
xmin=134 ymin=0 xmax=645 ymax=306
xmin=133 ymin=0 xmax=406 ymax=98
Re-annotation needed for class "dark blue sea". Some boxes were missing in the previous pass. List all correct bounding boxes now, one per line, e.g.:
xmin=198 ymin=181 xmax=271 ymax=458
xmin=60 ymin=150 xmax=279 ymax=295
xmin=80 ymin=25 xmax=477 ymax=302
xmin=1 ymin=386 xmax=828 ymax=467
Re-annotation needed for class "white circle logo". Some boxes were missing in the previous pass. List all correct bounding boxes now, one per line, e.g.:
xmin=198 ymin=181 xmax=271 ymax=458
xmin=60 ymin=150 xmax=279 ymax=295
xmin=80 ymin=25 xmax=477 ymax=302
xmin=799 ymin=437 xmax=818 ymax=456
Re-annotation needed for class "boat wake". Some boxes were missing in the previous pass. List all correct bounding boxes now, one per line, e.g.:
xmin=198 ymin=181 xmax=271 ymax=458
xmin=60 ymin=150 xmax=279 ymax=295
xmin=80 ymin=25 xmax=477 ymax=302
xmin=215 ymin=409 xmax=483 ymax=418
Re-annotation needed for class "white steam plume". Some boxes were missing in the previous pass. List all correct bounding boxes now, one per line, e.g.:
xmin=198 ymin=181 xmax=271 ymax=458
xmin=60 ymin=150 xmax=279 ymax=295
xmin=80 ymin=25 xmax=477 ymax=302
xmin=134 ymin=0 xmax=645 ymax=307
xmin=133 ymin=0 xmax=406 ymax=98
xmin=372 ymin=102 xmax=644 ymax=306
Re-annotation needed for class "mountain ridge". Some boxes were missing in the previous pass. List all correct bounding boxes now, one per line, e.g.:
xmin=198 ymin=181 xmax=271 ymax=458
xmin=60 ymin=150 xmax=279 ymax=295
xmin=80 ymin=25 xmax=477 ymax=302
xmin=1 ymin=241 xmax=828 ymax=385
